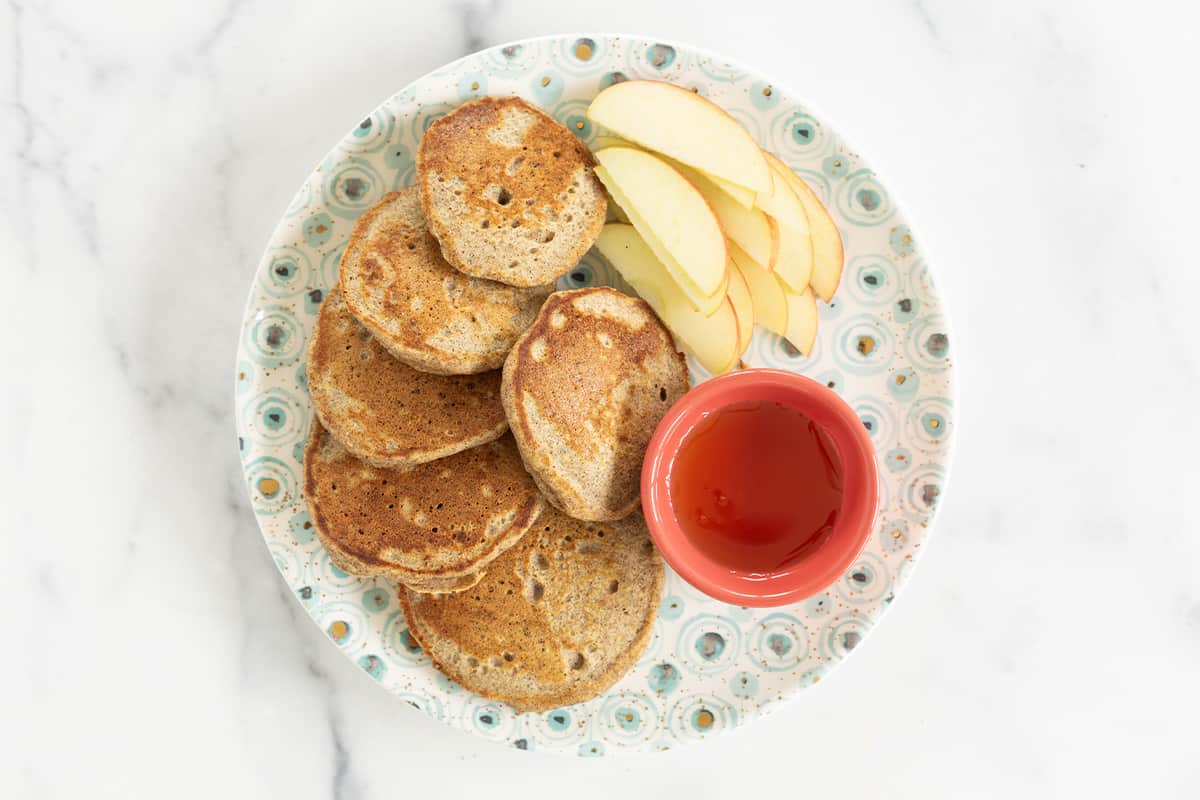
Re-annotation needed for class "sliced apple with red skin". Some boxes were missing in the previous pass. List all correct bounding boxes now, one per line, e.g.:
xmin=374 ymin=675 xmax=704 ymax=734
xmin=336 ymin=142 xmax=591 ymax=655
xmin=729 ymin=242 xmax=788 ymax=336
xmin=594 ymin=146 xmax=728 ymax=315
xmin=587 ymin=80 xmax=773 ymax=194
xmin=725 ymin=259 xmax=755 ymax=358
xmin=595 ymin=224 xmax=740 ymax=375
xmin=593 ymin=137 xmax=777 ymax=269
xmin=703 ymin=172 xmax=757 ymax=209
xmin=763 ymin=151 xmax=844 ymax=301
xmin=782 ymin=285 xmax=819 ymax=356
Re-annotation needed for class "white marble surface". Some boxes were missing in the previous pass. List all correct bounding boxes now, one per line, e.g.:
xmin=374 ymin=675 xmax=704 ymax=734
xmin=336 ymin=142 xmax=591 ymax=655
xmin=3 ymin=0 xmax=1198 ymax=796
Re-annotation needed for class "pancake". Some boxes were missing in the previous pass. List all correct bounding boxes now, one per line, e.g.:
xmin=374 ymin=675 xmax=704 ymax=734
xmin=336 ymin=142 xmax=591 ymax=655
xmin=400 ymin=504 xmax=664 ymax=712
xmin=306 ymin=289 xmax=507 ymax=469
xmin=417 ymin=96 xmax=607 ymax=288
xmin=303 ymin=421 xmax=544 ymax=589
xmin=501 ymin=288 xmax=689 ymax=521
xmin=339 ymin=188 xmax=552 ymax=375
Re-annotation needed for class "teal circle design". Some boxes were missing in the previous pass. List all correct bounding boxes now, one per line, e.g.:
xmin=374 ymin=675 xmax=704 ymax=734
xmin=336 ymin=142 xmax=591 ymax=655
xmin=903 ymin=464 xmax=946 ymax=517
xmin=237 ymin=34 xmax=956 ymax=755
xmin=361 ymin=587 xmax=391 ymax=614
xmin=658 ymin=595 xmax=685 ymax=621
xmin=529 ymin=70 xmax=565 ymax=106
xmin=456 ymin=72 xmax=489 ymax=102
xmin=550 ymin=98 xmax=594 ymax=142
xmin=470 ymin=703 xmax=510 ymax=738
xmin=302 ymin=212 xmax=334 ymax=247
xmin=845 ymin=253 xmax=902 ymax=306
xmin=677 ymin=615 xmax=741 ymax=675
xmin=904 ymin=316 xmax=951 ymax=373
xmin=320 ymin=241 xmax=347 ymax=287
xmin=243 ymin=456 xmax=295 ymax=515
xmin=885 ymin=446 xmax=913 ymax=474
xmin=835 ymin=553 xmax=891 ymax=605
xmin=886 ymin=367 xmax=920 ymax=400
xmin=906 ymin=396 xmax=953 ymax=453
xmin=878 ymin=517 xmax=912 ymax=552
xmin=259 ymin=245 xmax=313 ymax=298
xmin=907 ymin=259 xmax=938 ymax=304
xmin=772 ymin=109 xmax=830 ymax=160
xmin=805 ymin=594 xmax=834 ymax=618
xmin=243 ymin=306 xmax=304 ymax=367
xmin=597 ymin=692 xmax=657 ymax=745
xmin=268 ymin=542 xmax=301 ymax=584
xmin=313 ymin=601 xmax=367 ymax=649
xmin=535 ymin=707 xmax=576 ymax=742
xmin=889 ymin=224 xmax=916 ymax=257
xmin=396 ymin=691 xmax=445 ymax=720
xmin=666 ymin=695 xmax=737 ymax=742
xmin=578 ymin=741 xmax=605 ymax=757
xmin=730 ymin=671 xmax=759 ymax=699
xmin=315 ymin=549 xmax=361 ymax=591
xmin=357 ymin=654 xmax=387 ymax=680
xmin=822 ymin=153 xmax=851 ymax=179
xmin=410 ymin=102 xmax=456 ymax=142
xmin=832 ymin=313 xmax=895 ymax=376
xmin=818 ymin=614 xmax=873 ymax=661
xmin=322 ymin=156 xmax=385 ymax=219
xmin=288 ymin=509 xmax=315 ymax=544
xmin=749 ymin=81 xmax=780 ymax=111
xmin=647 ymin=662 xmax=682 ymax=696
xmin=477 ymin=40 xmax=544 ymax=77
xmin=553 ymin=36 xmax=611 ymax=76
xmin=836 ymin=169 xmax=894 ymax=226
xmin=382 ymin=141 xmax=413 ymax=174
xmin=241 ymin=387 xmax=306 ymax=445
xmin=342 ymin=106 xmax=395 ymax=154
xmin=750 ymin=613 xmax=810 ymax=672
xmin=894 ymin=295 xmax=921 ymax=323
xmin=852 ymin=396 xmax=897 ymax=447
xmin=597 ymin=70 xmax=628 ymax=91
xmin=381 ymin=611 xmax=426 ymax=666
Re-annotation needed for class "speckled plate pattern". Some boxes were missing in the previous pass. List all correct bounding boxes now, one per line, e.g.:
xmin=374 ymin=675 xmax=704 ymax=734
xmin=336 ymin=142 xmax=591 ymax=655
xmin=235 ymin=34 xmax=956 ymax=755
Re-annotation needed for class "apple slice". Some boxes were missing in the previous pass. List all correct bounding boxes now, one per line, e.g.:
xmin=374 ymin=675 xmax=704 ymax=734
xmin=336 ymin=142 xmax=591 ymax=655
xmin=703 ymin=172 xmax=757 ymax=209
xmin=594 ymin=146 xmax=728 ymax=309
xmin=665 ymin=160 xmax=779 ymax=271
xmin=729 ymin=243 xmax=788 ymax=336
xmin=773 ymin=214 xmax=814 ymax=293
xmin=587 ymin=80 xmax=772 ymax=194
xmin=763 ymin=151 xmax=844 ymax=301
xmin=725 ymin=259 xmax=754 ymax=358
xmin=596 ymin=164 xmax=726 ymax=315
xmin=782 ymin=285 xmax=818 ymax=356
xmin=595 ymin=224 xmax=740 ymax=375
xmin=755 ymin=162 xmax=811 ymax=235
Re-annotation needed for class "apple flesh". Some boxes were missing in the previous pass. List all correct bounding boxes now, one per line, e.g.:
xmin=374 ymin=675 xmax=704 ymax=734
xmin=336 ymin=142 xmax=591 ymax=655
xmin=783 ymin=286 xmax=819 ymax=357
xmin=763 ymin=151 xmax=844 ymax=302
xmin=595 ymin=224 xmax=741 ymax=375
xmin=594 ymin=147 xmax=728 ymax=309
xmin=729 ymin=243 xmax=788 ymax=336
xmin=587 ymin=80 xmax=772 ymax=193
xmin=724 ymin=259 xmax=755 ymax=358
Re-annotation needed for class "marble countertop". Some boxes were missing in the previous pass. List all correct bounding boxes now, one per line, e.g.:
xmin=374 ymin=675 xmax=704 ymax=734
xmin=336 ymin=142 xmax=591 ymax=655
xmin=4 ymin=0 xmax=1198 ymax=796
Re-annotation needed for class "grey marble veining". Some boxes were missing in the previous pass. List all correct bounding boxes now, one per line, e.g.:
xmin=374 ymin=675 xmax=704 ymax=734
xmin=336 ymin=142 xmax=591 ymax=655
xmin=2 ymin=0 xmax=1198 ymax=797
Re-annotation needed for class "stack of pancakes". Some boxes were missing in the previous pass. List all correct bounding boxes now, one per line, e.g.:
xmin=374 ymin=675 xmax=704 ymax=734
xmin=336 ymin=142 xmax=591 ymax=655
xmin=303 ymin=97 xmax=690 ymax=711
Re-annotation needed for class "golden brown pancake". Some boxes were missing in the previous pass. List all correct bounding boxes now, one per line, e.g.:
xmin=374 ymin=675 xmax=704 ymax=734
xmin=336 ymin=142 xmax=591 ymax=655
xmin=339 ymin=188 xmax=552 ymax=375
xmin=303 ymin=420 xmax=544 ymax=590
xmin=306 ymin=289 xmax=507 ymax=469
xmin=502 ymin=288 xmax=689 ymax=521
xmin=417 ymin=97 xmax=607 ymax=287
xmin=401 ymin=503 xmax=664 ymax=711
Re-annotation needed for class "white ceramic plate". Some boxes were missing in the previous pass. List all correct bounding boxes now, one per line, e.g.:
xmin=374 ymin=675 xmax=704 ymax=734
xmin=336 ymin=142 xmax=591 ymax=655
xmin=235 ymin=34 xmax=956 ymax=755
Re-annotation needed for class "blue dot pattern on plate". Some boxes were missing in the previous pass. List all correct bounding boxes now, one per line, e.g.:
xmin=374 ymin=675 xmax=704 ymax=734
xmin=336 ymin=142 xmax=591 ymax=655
xmin=234 ymin=34 xmax=956 ymax=756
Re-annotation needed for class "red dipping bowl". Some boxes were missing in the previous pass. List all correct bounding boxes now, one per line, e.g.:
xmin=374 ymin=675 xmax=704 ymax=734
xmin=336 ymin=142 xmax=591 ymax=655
xmin=641 ymin=369 xmax=879 ymax=607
